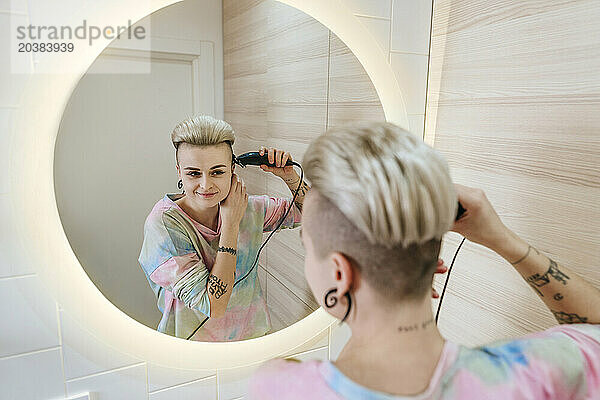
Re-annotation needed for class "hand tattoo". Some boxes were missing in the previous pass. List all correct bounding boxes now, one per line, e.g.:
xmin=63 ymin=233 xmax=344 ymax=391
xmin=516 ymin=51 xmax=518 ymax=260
xmin=207 ymin=274 xmax=228 ymax=299
xmin=551 ymin=310 xmax=588 ymax=324
xmin=398 ymin=318 xmax=434 ymax=332
xmin=526 ymin=258 xmax=570 ymax=297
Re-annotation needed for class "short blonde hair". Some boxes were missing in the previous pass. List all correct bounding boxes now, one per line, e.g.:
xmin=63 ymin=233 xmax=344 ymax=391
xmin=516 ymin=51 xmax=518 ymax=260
xmin=302 ymin=122 xmax=457 ymax=300
xmin=304 ymin=121 xmax=456 ymax=248
xmin=171 ymin=115 xmax=236 ymax=163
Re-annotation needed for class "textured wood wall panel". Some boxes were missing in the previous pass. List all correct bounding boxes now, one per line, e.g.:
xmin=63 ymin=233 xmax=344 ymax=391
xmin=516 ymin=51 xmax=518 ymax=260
xmin=327 ymin=33 xmax=386 ymax=127
xmin=427 ymin=0 xmax=600 ymax=346
xmin=224 ymin=0 xmax=385 ymax=332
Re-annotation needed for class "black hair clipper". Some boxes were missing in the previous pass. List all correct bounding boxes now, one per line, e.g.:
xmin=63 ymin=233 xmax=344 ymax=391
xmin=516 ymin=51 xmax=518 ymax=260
xmin=234 ymin=151 xmax=297 ymax=168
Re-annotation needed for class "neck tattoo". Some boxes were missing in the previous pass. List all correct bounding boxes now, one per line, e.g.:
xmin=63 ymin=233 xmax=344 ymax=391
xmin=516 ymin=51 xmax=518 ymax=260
xmin=398 ymin=317 xmax=434 ymax=332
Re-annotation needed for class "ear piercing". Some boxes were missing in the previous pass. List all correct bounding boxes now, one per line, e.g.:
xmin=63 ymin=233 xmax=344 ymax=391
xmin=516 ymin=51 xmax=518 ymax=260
xmin=324 ymin=288 xmax=352 ymax=323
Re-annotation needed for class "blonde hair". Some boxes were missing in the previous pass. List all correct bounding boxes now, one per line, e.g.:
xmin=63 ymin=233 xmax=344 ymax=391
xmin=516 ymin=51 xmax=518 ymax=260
xmin=171 ymin=115 xmax=236 ymax=163
xmin=302 ymin=122 xmax=457 ymax=300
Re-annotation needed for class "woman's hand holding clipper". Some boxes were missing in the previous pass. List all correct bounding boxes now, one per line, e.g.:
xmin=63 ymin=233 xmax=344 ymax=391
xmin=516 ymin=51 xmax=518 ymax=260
xmin=450 ymin=183 xmax=600 ymax=325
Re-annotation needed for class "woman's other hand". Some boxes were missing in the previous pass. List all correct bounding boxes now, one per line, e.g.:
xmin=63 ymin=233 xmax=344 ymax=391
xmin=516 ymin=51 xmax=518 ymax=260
xmin=451 ymin=184 xmax=510 ymax=253
xmin=220 ymin=173 xmax=248 ymax=227
xmin=258 ymin=146 xmax=298 ymax=183
xmin=431 ymin=259 xmax=447 ymax=298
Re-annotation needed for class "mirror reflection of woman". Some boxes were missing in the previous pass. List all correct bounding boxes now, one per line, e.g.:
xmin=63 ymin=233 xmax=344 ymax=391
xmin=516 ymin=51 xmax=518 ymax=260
xmin=138 ymin=115 xmax=309 ymax=341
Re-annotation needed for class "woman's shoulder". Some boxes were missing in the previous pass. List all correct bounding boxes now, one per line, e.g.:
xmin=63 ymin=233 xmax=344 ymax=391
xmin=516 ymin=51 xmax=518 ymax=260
xmin=249 ymin=358 xmax=328 ymax=398
xmin=143 ymin=194 xmax=180 ymax=227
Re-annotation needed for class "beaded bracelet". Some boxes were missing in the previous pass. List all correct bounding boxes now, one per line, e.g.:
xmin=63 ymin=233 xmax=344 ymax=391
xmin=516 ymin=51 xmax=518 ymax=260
xmin=218 ymin=246 xmax=237 ymax=256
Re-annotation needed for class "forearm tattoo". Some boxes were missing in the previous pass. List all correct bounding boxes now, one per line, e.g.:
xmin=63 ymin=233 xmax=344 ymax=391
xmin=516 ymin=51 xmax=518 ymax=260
xmin=207 ymin=274 xmax=228 ymax=299
xmin=553 ymin=293 xmax=563 ymax=301
xmin=551 ymin=309 xmax=588 ymax=324
xmin=291 ymin=181 xmax=310 ymax=212
xmin=398 ymin=317 xmax=434 ymax=332
xmin=517 ymin=247 xmax=586 ymax=325
xmin=526 ymin=258 xmax=570 ymax=297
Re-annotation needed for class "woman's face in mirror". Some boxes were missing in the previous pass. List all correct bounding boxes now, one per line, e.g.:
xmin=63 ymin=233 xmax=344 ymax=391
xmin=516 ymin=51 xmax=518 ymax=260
xmin=176 ymin=142 xmax=234 ymax=208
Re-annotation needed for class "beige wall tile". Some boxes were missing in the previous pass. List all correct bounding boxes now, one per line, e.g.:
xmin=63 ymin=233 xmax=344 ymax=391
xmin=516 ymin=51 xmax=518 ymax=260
xmin=149 ymin=375 xmax=217 ymax=400
xmin=408 ymin=114 xmax=425 ymax=137
xmin=0 ymin=276 xmax=59 ymax=358
xmin=66 ymin=364 xmax=147 ymax=400
xmin=286 ymin=346 xmax=328 ymax=362
xmin=0 ymin=14 xmax=33 ymax=107
xmin=0 ymin=110 xmax=12 ymax=195
xmin=391 ymin=0 xmax=432 ymax=54
xmin=266 ymin=273 xmax=315 ymax=333
xmin=356 ymin=16 xmax=391 ymax=55
xmin=390 ymin=52 xmax=429 ymax=114
xmin=266 ymin=229 xmax=316 ymax=309
xmin=60 ymin=309 xmax=142 ymax=380
xmin=0 ymin=348 xmax=65 ymax=399
xmin=147 ymin=362 xmax=215 ymax=393
xmin=328 ymin=33 xmax=385 ymax=127
xmin=0 ymin=195 xmax=37 ymax=277
xmin=279 ymin=326 xmax=329 ymax=358
xmin=343 ymin=0 xmax=391 ymax=18
xmin=217 ymin=364 xmax=261 ymax=400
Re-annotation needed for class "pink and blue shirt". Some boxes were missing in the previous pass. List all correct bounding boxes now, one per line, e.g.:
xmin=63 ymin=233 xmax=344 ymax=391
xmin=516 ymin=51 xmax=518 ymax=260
xmin=249 ymin=324 xmax=600 ymax=399
xmin=138 ymin=193 xmax=301 ymax=341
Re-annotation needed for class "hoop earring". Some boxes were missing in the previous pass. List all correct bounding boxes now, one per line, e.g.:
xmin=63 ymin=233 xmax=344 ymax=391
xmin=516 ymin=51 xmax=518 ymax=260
xmin=323 ymin=288 xmax=352 ymax=324
xmin=177 ymin=179 xmax=184 ymax=194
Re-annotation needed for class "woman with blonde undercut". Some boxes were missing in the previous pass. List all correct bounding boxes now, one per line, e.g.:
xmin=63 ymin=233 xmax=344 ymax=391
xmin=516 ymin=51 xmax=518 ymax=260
xmin=138 ymin=115 xmax=310 ymax=341
xmin=249 ymin=121 xmax=600 ymax=399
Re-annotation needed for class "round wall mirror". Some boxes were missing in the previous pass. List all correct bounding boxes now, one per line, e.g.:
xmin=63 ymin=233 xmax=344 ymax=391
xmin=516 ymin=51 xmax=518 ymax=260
xmin=13 ymin=0 xmax=406 ymax=369
xmin=54 ymin=0 xmax=386 ymax=343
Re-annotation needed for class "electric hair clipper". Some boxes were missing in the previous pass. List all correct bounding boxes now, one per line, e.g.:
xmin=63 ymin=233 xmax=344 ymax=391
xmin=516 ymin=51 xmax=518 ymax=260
xmin=234 ymin=151 xmax=298 ymax=167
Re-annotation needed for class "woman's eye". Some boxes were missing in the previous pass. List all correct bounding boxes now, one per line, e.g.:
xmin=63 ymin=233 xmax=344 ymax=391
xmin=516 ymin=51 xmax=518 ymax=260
xmin=212 ymin=171 xmax=225 ymax=176
xmin=187 ymin=172 xmax=200 ymax=176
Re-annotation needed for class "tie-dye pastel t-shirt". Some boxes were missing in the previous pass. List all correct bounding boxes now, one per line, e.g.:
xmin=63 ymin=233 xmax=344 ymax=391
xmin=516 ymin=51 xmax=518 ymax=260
xmin=138 ymin=193 xmax=301 ymax=341
xmin=248 ymin=324 xmax=600 ymax=399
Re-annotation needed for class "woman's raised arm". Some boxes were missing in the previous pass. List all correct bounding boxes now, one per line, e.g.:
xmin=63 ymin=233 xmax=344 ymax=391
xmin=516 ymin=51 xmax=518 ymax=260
xmin=452 ymin=183 xmax=600 ymax=325
xmin=259 ymin=146 xmax=310 ymax=212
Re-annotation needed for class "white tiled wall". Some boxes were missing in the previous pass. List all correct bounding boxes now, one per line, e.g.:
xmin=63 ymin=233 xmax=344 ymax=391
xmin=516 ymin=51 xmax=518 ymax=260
xmin=354 ymin=0 xmax=433 ymax=137
xmin=0 ymin=0 xmax=433 ymax=398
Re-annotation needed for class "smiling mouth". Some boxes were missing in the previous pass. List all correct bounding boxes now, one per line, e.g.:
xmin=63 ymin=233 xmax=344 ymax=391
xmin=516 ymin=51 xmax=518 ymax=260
xmin=197 ymin=192 xmax=216 ymax=197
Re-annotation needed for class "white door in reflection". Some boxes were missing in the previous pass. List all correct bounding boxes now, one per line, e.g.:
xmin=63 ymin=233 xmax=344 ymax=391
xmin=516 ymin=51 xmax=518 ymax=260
xmin=55 ymin=47 xmax=211 ymax=328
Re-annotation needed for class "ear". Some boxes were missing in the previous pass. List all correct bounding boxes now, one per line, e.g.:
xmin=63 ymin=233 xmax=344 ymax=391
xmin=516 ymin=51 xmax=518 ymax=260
xmin=176 ymin=164 xmax=180 ymax=177
xmin=330 ymin=252 xmax=356 ymax=296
